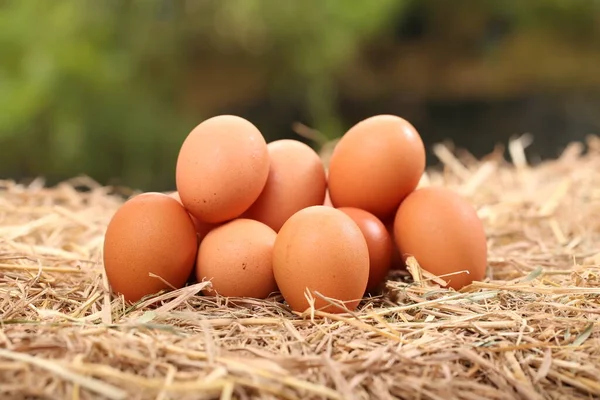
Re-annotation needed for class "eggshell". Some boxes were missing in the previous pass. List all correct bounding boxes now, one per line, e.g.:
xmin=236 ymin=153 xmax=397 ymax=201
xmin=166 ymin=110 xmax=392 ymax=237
xmin=338 ymin=207 xmax=392 ymax=293
xmin=169 ymin=191 xmax=219 ymax=285
xmin=393 ymin=187 xmax=487 ymax=290
xmin=176 ymin=115 xmax=270 ymax=224
xmin=273 ymin=206 xmax=369 ymax=313
xmin=384 ymin=218 xmax=406 ymax=270
xmin=328 ymin=115 xmax=425 ymax=220
xmin=103 ymin=193 xmax=198 ymax=303
xmin=196 ymin=219 xmax=277 ymax=298
xmin=243 ymin=139 xmax=327 ymax=231
xmin=169 ymin=191 xmax=217 ymax=242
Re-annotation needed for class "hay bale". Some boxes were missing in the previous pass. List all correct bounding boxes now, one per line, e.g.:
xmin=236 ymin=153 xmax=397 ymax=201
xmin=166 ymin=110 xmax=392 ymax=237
xmin=1 ymin=137 xmax=600 ymax=400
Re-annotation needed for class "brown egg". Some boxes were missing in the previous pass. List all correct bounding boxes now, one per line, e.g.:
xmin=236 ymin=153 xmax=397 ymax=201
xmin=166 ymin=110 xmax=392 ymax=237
xmin=273 ymin=206 xmax=369 ymax=313
xmin=243 ymin=139 xmax=327 ymax=231
xmin=328 ymin=115 xmax=425 ymax=220
xmin=384 ymin=218 xmax=406 ymax=270
xmin=196 ymin=219 xmax=277 ymax=298
xmin=338 ymin=207 xmax=392 ymax=293
xmin=393 ymin=187 xmax=487 ymax=290
xmin=168 ymin=191 xmax=217 ymax=242
xmin=169 ymin=191 xmax=219 ymax=286
xmin=103 ymin=193 xmax=198 ymax=303
xmin=176 ymin=115 xmax=270 ymax=224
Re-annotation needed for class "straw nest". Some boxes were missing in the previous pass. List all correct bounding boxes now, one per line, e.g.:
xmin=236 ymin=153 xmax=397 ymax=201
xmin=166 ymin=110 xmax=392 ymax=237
xmin=1 ymin=135 xmax=600 ymax=400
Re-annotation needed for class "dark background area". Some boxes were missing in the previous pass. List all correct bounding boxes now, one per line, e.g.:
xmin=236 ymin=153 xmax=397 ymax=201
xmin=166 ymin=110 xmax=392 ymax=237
xmin=1 ymin=0 xmax=599 ymax=191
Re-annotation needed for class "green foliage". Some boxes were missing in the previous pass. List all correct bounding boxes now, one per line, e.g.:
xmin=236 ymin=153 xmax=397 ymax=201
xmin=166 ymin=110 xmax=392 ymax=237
xmin=0 ymin=0 xmax=404 ymax=190
xmin=179 ymin=0 xmax=406 ymax=138
xmin=0 ymin=1 xmax=194 ymax=189
xmin=0 ymin=0 xmax=597 ymax=190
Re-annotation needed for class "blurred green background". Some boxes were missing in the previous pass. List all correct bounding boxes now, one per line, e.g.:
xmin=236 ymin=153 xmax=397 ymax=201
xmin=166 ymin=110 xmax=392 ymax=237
xmin=1 ymin=0 xmax=599 ymax=191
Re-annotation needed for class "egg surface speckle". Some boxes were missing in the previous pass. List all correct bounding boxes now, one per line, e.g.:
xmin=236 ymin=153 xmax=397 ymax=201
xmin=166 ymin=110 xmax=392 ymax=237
xmin=103 ymin=193 xmax=198 ymax=303
xmin=393 ymin=187 xmax=487 ymax=290
xmin=273 ymin=206 xmax=369 ymax=313
xmin=196 ymin=218 xmax=277 ymax=298
xmin=169 ymin=191 xmax=217 ymax=242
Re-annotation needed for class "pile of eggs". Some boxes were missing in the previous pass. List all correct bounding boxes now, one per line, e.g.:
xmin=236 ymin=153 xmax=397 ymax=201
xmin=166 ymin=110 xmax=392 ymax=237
xmin=103 ymin=114 xmax=488 ymax=313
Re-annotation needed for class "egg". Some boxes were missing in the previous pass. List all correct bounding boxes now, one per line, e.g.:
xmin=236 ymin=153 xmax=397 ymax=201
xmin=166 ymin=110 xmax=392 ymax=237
xmin=328 ymin=115 xmax=426 ymax=220
xmin=273 ymin=206 xmax=369 ymax=313
xmin=393 ymin=187 xmax=487 ymax=290
xmin=338 ymin=207 xmax=392 ymax=293
xmin=175 ymin=115 xmax=270 ymax=224
xmin=243 ymin=139 xmax=327 ymax=231
xmin=103 ymin=193 xmax=198 ymax=303
xmin=169 ymin=191 xmax=218 ymax=285
xmin=169 ymin=191 xmax=218 ymax=242
xmin=196 ymin=219 xmax=277 ymax=298
xmin=384 ymin=218 xmax=406 ymax=270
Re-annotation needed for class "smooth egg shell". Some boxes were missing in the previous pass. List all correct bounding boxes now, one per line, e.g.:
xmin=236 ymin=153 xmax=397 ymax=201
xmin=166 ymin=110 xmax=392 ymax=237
xmin=338 ymin=207 xmax=392 ymax=293
xmin=103 ymin=193 xmax=198 ymax=303
xmin=328 ymin=115 xmax=425 ymax=220
xmin=243 ymin=139 xmax=327 ymax=232
xmin=384 ymin=218 xmax=405 ymax=270
xmin=176 ymin=115 xmax=270 ymax=224
xmin=273 ymin=206 xmax=369 ymax=314
xmin=393 ymin=187 xmax=487 ymax=290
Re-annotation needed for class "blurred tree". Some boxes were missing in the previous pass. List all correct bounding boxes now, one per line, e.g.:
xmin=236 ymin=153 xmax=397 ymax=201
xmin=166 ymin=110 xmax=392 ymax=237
xmin=0 ymin=0 xmax=598 ymax=190
xmin=0 ymin=0 xmax=193 ymax=189
xmin=340 ymin=0 xmax=600 ymax=102
xmin=0 ymin=0 xmax=404 ymax=190
xmin=178 ymin=0 xmax=407 ymax=139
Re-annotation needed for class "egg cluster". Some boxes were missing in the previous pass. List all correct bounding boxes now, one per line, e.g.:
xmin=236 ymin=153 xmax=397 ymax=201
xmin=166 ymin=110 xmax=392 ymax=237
xmin=103 ymin=114 xmax=487 ymax=313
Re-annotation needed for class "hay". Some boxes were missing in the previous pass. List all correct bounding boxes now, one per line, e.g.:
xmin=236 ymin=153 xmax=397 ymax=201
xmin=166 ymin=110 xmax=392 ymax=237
xmin=1 ymin=136 xmax=600 ymax=400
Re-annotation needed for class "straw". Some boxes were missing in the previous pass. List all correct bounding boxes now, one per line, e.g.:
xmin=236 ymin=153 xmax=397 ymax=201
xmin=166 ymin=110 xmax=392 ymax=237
xmin=1 ymin=135 xmax=600 ymax=399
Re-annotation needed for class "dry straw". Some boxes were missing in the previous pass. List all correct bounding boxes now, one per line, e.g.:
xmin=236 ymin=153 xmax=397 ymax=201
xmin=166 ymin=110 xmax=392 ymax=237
xmin=1 ymin=135 xmax=600 ymax=400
